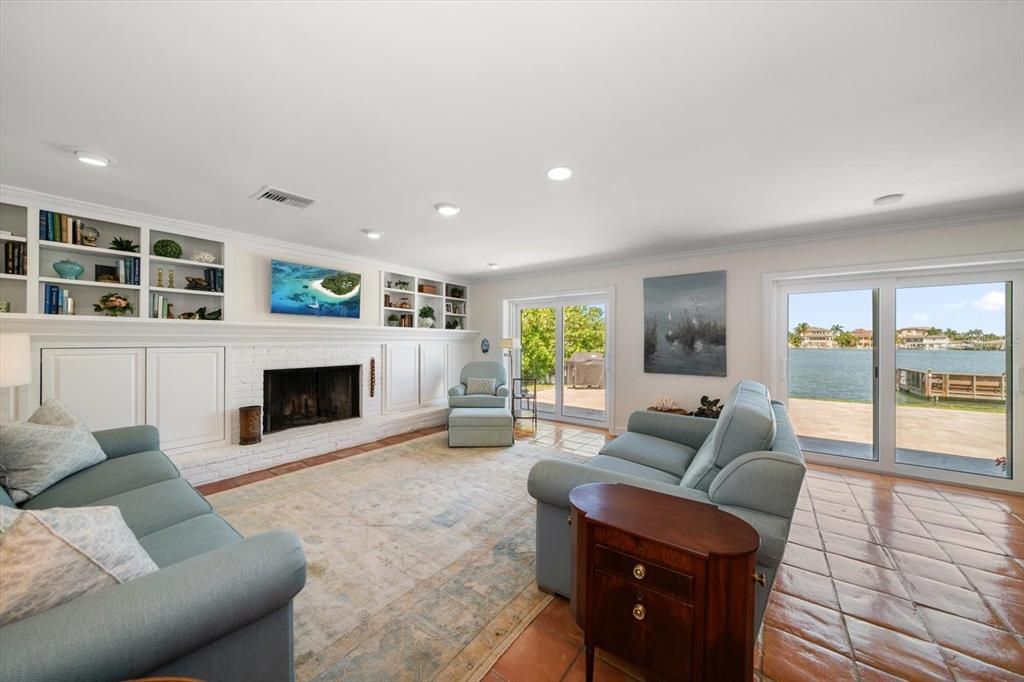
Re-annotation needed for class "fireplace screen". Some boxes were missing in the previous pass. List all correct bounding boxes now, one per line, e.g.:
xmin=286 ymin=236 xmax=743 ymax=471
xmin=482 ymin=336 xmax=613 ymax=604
xmin=263 ymin=365 xmax=360 ymax=434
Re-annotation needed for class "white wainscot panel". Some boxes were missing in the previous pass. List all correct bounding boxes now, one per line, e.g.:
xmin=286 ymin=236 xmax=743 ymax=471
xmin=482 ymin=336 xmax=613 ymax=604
xmin=419 ymin=343 xmax=448 ymax=407
xmin=41 ymin=348 xmax=145 ymax=430
xmin=448 ymin=342 xmax=473 ymax=388
xmin=385 ymin=343 xmax=420 ymax=412
xmin=146 ymin=347 xmax=225 ymax=450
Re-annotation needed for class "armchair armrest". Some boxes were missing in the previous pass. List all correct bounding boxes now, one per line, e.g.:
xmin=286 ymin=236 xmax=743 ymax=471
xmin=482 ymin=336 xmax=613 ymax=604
xmin=527 ymin=459 xmax=712 ymax=508
xmin=92 ymin=425 xmax=160 ymax=458
xmin=448 ymin=384 xmax=467 ymax=397
xmin=626 ymin=411 xmax=717 ymax=449
xmin=0 ymin=530 xmax=306 ymax=682
xmin=496 ymin=384 xmax=510 ymax=398
xmin=708 ymin=450 xmax=806 ymax=518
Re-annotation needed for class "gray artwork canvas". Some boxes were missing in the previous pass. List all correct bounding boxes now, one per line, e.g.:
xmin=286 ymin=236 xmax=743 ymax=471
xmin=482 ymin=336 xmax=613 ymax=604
xmin=644 ymin=270 xmax=726 ymax=376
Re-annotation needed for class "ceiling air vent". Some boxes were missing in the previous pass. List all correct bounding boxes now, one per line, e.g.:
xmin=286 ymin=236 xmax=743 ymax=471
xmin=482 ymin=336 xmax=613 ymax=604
xmin=250 ymin=185 xmax=316 ymax=210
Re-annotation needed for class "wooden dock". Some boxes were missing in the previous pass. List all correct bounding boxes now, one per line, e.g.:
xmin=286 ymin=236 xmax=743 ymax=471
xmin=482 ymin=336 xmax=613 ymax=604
xmin=896 ymin=368 xmax=1006 ymax=401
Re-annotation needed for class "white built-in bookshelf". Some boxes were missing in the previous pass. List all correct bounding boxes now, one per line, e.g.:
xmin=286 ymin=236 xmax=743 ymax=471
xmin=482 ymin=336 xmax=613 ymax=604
xmin=0 ymin=201 xmax=226 ymax=321
xmin=381 ymin=271 xmax=469 ymax=330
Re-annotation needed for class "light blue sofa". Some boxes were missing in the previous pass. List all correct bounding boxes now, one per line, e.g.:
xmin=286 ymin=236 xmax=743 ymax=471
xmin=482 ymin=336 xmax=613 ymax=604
xmin=0 ymin=425 xmax=307 ymax=682
xmin=448 ymin=360 xmax=509 ymax=409
xmin=527 ymin=380 xmax=805 ymax=635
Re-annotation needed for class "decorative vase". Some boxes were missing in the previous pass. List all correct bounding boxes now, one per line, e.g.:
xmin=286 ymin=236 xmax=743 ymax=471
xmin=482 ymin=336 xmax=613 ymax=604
xmin=52 ymin=259 xmax=84 ymax=280
xmin=80 ymin=226 xmax=99 ymax=247
xmin=420 ymin=317 xmax=435 ymax=328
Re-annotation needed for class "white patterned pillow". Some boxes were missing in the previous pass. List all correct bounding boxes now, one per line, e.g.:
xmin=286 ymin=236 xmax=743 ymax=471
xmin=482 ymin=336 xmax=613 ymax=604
xmin=465 ymin=377 xmax=497 ymax=395
xmin=0 ymin=400 xmax=106 ymax=503
xmin=0 ymin=506 xmax=158 ymax=626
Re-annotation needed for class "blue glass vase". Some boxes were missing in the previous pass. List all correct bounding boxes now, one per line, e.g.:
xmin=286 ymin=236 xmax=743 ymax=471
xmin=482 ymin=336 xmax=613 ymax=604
xmin=52 ymin=259 xmax=85 ymax=280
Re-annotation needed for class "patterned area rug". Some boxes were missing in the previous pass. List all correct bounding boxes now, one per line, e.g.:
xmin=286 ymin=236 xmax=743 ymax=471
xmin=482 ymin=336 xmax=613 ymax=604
xmin=209 ymin=432 xmax=583 ymax=682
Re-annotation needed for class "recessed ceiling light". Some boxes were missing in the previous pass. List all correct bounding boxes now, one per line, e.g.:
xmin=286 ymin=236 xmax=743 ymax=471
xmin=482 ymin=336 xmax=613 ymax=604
xmin=488 ymin=263 xmax=500 ymax=270
xmin=75 ymin=151 xmax=110 ymax=167
xmin=362 ymin=229 xmax=382 ymax=240
xmin=547 ymin=166 xmax=573 ymax=181
xmin=873 ymin=193 xmax=905 ymax=206
xmin=434 ymin=203 xmax=461 ymax=217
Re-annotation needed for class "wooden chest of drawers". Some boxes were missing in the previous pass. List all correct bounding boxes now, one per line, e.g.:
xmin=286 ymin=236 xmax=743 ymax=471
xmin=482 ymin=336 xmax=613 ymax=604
xmin=570 ymin=483 xmax=760 ymax=682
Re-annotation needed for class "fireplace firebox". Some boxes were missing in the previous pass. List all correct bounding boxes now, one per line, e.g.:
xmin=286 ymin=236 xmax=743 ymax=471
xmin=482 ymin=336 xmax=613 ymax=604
xmin=263 ymin=365 xmax=360 ymax=434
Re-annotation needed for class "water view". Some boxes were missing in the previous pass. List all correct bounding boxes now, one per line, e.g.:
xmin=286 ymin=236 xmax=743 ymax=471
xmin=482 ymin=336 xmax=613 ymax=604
xmin=789 ymin=348 xmax=1007 ymax=403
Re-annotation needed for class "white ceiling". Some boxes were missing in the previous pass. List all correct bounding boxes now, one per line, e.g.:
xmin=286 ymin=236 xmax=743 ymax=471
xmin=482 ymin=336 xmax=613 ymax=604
xmin=1 ymin=1 xmax=1022 ymax=278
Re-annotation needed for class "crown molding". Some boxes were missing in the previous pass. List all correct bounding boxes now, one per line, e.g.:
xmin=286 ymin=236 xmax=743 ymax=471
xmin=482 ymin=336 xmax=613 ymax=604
xmin=0 ymin=184 xmax=466 ymax=284
xmin=469 ymin=205 xmax=1024 ymax=284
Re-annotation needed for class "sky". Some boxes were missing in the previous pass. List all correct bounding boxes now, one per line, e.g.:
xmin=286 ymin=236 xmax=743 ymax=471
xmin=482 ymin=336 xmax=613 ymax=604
xmin=789 ymin=283 xmax=1007 ymax=334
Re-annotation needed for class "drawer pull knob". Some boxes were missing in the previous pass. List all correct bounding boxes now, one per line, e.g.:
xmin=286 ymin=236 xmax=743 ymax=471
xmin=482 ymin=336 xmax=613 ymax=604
xmin=632 ymin=564 xmax=646 ymax=580
xmin=753 ymin=572 xmax=766 ymax=586
xmin=567 ymin=515 xmax=572 ymax=526
xmin=632 ymin=604 xmax=646 ymax=621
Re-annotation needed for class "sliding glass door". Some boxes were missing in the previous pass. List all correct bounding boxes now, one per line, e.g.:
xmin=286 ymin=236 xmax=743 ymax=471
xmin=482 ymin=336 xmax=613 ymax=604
xmin=776 ymin=267 xmax=1019 ymax=491
xmin=894 ymin=280 xmax=1012 ymax=480
xmin=515 ymin=297 xmax=610 ymax=426
xmin=787 ymin=288 xmax=878 ymax=461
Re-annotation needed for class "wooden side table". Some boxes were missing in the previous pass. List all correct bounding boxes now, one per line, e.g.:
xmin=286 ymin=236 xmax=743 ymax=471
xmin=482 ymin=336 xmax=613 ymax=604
xmin=570 ymin=483 xmax=760 ymax=681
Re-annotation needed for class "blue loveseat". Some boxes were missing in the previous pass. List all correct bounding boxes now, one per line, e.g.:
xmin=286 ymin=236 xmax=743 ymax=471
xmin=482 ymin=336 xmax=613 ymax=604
xmin=0 ymin=425 xmax=306 ymax=682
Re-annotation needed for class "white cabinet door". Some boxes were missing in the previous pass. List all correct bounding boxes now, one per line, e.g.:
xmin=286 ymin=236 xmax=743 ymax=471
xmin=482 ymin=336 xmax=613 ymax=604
xmin=448 ymin=342 xmax=473 ymax=388
xmin=385 ymin=343 xmax=420 ymax=412
xmin=41 ymin=348 xmax=145 ymax=430
xmin=147 ymin=347 xmax=225 ymax=450
xmin=419 ymin=343 xmax=448 ymax=406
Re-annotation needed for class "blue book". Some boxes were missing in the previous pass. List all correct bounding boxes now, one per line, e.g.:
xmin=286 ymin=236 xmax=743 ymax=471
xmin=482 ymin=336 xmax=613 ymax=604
xmin=46 ymin=212 xmax=54 ymax=241
xmin=39 ymin=211 xmax=47 ymax=239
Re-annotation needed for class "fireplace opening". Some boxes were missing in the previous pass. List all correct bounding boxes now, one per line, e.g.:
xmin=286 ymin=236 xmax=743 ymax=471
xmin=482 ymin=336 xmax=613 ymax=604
xmin=263 ymin=365 xmax=360 ymax=434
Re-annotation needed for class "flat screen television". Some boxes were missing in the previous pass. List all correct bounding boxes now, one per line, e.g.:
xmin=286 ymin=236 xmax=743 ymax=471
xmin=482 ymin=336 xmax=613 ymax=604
xmin=270 ymin=259 xmax=361 ymax=318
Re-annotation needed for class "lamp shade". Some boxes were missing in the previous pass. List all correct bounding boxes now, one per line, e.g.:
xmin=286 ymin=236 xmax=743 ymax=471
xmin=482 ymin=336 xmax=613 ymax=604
xmin=499 ymin=338 xmax=521 ymax=350
xmin=0 ymin=334 xmax=31 ymax=388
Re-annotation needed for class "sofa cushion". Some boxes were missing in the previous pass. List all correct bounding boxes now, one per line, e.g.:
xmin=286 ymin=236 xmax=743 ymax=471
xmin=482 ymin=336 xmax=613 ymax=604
xmin=79 ymin=479 xmax=212 ymax=537
xmin=0 ymin=506 xmax=157 ymax=626
xmin=466 ymin=377 xmax=497 ymax=395
xmin=448 ymin=407 xmax=513 ymax=428
xmin=585 ymin=455 xmax=682 ymax=485
xmin=449 ymin=395 xmax=508 ymax=409
xmin=139 ymin=513 xmax=242 ymax=568
xmin=680 ymin=380 xmax=777 ymax=491
xmin=0 ymin=487 xmax=14 ymax=508
xmin=598 ymin=432 xmax=696 ymax=477
xmin=20 ymin=451 xmax=180 ymax=509
xmin=0 ymin=403 xmax=106 ymax=503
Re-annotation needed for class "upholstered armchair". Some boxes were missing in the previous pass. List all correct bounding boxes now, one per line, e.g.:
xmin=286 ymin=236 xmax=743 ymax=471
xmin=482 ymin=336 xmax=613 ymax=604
xmin=448 ymin=360 xmax=509 ymax=409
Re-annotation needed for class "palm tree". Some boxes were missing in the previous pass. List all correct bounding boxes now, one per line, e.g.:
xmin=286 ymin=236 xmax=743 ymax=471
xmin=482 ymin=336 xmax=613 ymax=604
xmin=794 ymin=322 xmax=810 ymax=336
xmin=830 ymin=324 xmax=845 ymax=334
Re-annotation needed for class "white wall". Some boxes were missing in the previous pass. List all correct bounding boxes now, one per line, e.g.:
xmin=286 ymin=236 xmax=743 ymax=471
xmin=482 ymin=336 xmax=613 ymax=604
xmin=469 ymin=212 xmax=1024 ymax=432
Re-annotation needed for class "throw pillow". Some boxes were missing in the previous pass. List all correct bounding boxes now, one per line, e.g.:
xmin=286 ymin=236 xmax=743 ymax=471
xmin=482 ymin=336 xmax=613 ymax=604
xmin=0 ymin=400 xmax=106 ymax=503
xmin=0 ymin=505 xmax=158 ymax=626
xmin=466 ymin=377 xmax=498 ymax=395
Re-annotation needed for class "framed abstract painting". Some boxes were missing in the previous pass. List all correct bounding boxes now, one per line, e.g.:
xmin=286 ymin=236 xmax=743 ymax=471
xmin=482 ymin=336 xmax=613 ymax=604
xmin=643 ymin=270 xmax=726 ymax=376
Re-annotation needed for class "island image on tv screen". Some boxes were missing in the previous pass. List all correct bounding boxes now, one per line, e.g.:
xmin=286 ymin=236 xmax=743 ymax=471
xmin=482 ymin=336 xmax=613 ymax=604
xmin=270 ymin=259 xmax=361 ymax=318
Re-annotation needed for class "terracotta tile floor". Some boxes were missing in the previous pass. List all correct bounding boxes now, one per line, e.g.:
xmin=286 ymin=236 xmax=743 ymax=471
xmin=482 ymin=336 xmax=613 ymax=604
xmin=197 ymin=420 xmax=1024 ymax=682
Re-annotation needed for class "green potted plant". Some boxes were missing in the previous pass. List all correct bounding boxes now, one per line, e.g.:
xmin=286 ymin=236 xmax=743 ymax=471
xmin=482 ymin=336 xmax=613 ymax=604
xmin=418 ymin=305 xmax=435 ymax=328
xmin=387 ymin=313 xmax=400 ymax=327
xmin=109 ymin=237 xmax=140 ymax=252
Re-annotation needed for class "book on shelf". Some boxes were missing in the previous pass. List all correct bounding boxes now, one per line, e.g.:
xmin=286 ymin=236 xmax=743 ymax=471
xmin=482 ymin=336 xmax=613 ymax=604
xmin=200 ymin=267 xmax=223 ymax=292
xmin=43 ymin=284 xmax=75 ymax=315
xmin=3 ymin=241 xmax=26 ymax=275
xmin=39 ymin=210 xmax=91 ymax=245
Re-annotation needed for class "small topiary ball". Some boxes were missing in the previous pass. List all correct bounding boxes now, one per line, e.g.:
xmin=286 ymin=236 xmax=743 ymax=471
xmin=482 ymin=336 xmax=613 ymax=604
xmin=153 ymin=239 xmax=183 ymax=259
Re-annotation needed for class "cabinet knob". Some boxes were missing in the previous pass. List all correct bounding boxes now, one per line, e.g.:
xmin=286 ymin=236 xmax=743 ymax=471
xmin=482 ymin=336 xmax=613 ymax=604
xmin=632 ymin=604 xmax=646 ymax=621
xmin=567 ymin=515 xmax=572 ymax=526
xmin=753 ymin=572 xmax=766 ymax=586
xmin=632 ymin=563 xmax=646 ymax=580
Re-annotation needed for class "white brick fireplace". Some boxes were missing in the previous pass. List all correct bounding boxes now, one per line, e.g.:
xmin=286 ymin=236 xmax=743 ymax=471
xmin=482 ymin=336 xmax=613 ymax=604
xmin=0 ymin=317 xmax=477 ymax=485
